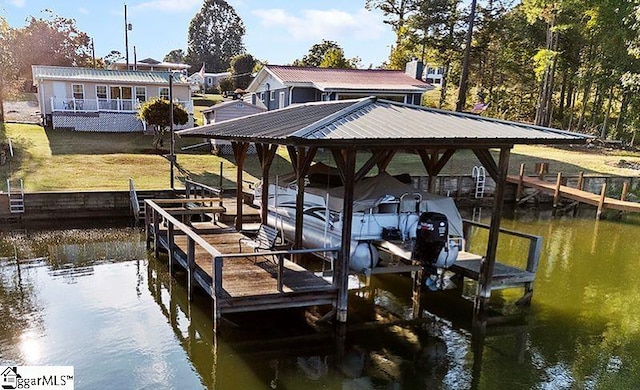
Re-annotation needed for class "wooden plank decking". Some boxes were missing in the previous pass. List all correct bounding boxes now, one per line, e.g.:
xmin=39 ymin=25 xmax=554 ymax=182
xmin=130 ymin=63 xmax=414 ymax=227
xmin=153 ymin=225 xmax=338 ymax=315
xmin=507 ymin=175 xmax=640 ymax=213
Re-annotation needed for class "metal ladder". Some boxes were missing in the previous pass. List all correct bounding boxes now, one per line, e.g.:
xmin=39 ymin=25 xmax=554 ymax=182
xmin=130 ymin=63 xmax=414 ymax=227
xmin=472 ymin=166 xmax=486 ymax=199
xmin=129 ymin=178 xmax=146 ymax=223
xmin=7 ymin=179 xmax=25 ymax=213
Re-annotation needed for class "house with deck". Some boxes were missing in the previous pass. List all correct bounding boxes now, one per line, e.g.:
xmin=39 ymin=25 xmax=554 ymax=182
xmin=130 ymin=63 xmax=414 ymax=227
xmin=32 ymin=65 xmax=194 ymax=132
xmin=245 ymin=59 xmax=431 ymax=110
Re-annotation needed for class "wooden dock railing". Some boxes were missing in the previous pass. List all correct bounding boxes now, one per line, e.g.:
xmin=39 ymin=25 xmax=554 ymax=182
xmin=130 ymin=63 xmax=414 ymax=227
xmin=144 ymin=199 xmax=340 ymax=330
xmin=461 ymin=219 xmax=543 ymax=304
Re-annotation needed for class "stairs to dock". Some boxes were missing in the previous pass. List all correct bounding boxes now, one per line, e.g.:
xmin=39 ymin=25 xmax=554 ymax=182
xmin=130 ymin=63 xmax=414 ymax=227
xmin=6 ymin=179 xmax=25 ymax=214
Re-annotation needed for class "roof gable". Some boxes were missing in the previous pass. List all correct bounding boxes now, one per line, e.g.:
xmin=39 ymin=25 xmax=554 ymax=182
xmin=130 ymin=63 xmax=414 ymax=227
xmin=178 ymin=97 xmax=588 ymax=148
xmin=247 ymin=65 xmax=431 ymax=93
xmin=31 ymin=65 xmax=189 ymax=85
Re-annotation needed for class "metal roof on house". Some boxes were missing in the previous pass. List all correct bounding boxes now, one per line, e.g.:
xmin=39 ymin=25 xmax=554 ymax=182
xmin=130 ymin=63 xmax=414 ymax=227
xmin=178 ymin=97 xmax=588 ymax=148
xmin=201 ymin=100 xmax=267 ymax=114
xmin=31 ymin=65 xmax=189 ymax=85
xmin=249 ymin=65 xmax=431 ymax=93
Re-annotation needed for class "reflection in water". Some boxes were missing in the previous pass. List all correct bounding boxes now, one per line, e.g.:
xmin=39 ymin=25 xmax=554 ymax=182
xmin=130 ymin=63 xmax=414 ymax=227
xmin=0 ymin=216 xmax=640 ymax=388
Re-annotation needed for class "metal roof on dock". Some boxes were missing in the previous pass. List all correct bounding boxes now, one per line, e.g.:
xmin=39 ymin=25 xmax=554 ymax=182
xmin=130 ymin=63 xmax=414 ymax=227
xmin=178 ymin=97 xmax=588 ymax=148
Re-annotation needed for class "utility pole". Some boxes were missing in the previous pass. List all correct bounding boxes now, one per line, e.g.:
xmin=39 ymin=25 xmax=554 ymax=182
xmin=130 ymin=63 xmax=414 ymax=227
xmin=169 ymin=74 xmax=175 ymax=189
xmin=455 ymin=0 xmax=478 ymax=112
xmin=91 ymin=38 xmax=96 ymax=68
xmin=124 ymin=4 xmax=130 ymax=69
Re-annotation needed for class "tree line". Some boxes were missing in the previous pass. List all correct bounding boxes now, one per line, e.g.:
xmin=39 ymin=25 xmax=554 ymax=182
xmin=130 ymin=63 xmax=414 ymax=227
xmin=4 ymin=0 xmax=640 ymax=143
xmin=369 ymin=0 xmax=640 ymax=142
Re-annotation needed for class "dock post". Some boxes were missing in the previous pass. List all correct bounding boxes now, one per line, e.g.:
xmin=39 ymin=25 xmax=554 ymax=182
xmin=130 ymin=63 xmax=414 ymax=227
xmin=515 ymin=163 xmax=525 ymax=202
xmin=473 ymin=147 xmax=511 ymax=328
xmin=153 ymin=209 xmax=160 ymax=260
xmin=187 ymin=237 xmax=195 ymax=301
xmin=553 ymin=172 xmax=562 ymax=209
xmin=621 ymin=182 xmax=629 ymax=202
xmin=167 ymin=222 xmax=175 ymax=274
xmin=577 ymin=171 xmax=584 ymax=191
xmin=596 ymin=182 xmax=607 ymax=220
xmin=212 ymin=255 xmax=223 ymax=333
xmin=519 ymin=235 xmax=542 ymax=306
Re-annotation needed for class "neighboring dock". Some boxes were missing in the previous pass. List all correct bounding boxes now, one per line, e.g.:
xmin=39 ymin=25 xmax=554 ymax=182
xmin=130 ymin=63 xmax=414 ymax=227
xmin=508 ymin=163 xmax=640 ymax=219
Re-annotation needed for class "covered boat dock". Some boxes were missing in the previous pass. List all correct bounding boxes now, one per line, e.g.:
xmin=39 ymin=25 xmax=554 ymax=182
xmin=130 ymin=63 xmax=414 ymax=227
xmin=175 ymin=97 xmax=586 ymax=327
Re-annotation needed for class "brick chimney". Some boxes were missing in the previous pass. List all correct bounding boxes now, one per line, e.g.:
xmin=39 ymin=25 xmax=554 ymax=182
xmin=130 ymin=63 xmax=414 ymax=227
xmin=405 ymin=58 xmax=424 ymax=80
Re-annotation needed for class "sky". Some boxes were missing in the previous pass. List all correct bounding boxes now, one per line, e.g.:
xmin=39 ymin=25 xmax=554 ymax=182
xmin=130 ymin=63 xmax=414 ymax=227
xmin=1 ymin=0 xmax=397 ymax=70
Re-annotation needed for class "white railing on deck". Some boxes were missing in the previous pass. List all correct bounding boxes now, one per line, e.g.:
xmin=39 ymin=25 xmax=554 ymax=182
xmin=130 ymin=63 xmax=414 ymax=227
xmin=50 ymin=97 xmax=194 ymax=114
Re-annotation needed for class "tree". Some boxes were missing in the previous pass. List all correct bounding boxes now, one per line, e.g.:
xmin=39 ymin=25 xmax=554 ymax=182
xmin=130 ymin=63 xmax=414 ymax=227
xmin=8 ymin=10 xmax=92 ymax=85
xmin=164 ymin=49 xmax=186 ymax=64
xmin=103 ymin=50 xmax=124 ymax=68
xmin=365 ymin=0 xmax=413 ymax=46
xmin=137 ymin=98 xmax=189 ymax=151
xmin=187 ymin=0 xmax=246 ymax=72
xmin=0 ymin=17 xmax=16 ymax=122
xmin=320 ymin=48 xmax=356 ymax=69
xmin=217 ymin=76 xmax=234 ymax=94
xmin=293 ymin=40 xmax=358 ymax=68
xmin=230 ymin=53 xmax=256 ymax=90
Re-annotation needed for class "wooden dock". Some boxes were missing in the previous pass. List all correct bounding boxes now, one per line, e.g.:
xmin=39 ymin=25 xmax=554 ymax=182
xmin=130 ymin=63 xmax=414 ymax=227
xmin=145 ymin=199 xmax=340 ymax=330
xmin=508 ymin=169 xmax=640 ymax=218
xmin=374 ymin=219 xmax=542 ymax=304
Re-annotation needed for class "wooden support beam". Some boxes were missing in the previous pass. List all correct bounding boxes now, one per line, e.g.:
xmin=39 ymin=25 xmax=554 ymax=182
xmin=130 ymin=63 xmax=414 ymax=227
xmin=355 ymin=151 xmax=384 ymax=182
xmin=597 ymin=182 xmax=607 ymax=220
xmin=621 ymin=182 xmax=629 ymax=202
xmin=168 ymin=222 xmax=175 ymax=274
xmin=472 ymin=149 xmax=500 ymax=181
xmin=473 ymin=147 xmax=511 ymax=327
xmin=187 ymin=236 xmax=195 ymax=301
xmin=376 ymin=150 xmax=396 ymax=172
xmin=516 ymin=163 xmax=525 ymax=202
xmin=212 ymin=255 xmax=223 ymax=333
xmin=553 ymin=172 xmax=562 ymax=208
xmin=332 ymin=148 xmax=356 ymax=323
xmin=257 ymin=144 xmax=278 ymax=224
xmin=418 ymin=149 xmax=455 ymax=192
xmin=577 ymin=171 xmax=584 ymax=190
xmin=232 ymin=142 xmax=250 ymax=231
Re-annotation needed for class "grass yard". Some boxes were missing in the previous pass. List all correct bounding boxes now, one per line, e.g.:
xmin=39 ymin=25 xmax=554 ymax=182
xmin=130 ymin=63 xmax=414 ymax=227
xmin=2 ymin=121 xmax=640 ymax=193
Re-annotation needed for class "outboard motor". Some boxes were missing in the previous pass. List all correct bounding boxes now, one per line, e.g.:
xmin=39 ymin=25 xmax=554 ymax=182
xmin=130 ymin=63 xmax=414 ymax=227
xmin=412 ymin=212 xmax=448 ymax=273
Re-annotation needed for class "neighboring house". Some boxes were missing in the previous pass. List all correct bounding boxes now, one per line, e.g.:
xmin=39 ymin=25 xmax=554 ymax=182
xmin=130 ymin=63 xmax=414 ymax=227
xmin=112 ymin=57 xmax=191 ymax=73
xmin=188 ymin=71 xmax=232 ymax=93
xmin=201 ymin=100 xmax=266 ymax=154
xmin=424 ymin=64 xmax=444 ymax=87
xmin=246 ymin=59 xmax=432 ymax=110
xmin=32 ymin=65 xmax=194 ymax=132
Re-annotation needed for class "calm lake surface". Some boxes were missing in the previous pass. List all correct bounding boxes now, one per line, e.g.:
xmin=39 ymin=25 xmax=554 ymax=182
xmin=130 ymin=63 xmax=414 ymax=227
xmin=1 ymin=211 xmax=640 ymax=389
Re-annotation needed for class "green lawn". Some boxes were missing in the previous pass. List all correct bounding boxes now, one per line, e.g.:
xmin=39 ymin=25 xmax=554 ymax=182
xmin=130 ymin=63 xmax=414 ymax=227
xmin=2 ymin=121 xmax=640 ymax=193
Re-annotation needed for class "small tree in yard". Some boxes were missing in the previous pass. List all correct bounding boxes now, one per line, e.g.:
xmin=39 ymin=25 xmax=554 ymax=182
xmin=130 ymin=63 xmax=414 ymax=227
xmin=138 ymin=98 xmax=189 ymax=151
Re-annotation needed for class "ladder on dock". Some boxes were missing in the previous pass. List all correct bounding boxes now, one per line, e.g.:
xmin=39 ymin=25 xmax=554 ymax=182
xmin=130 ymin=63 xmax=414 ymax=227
xmin=129 ymin=178 xmax=146 ymax=223
xmin=6 ymin=179 xmax=25 ymax=214
xmin=472 ymin=166 xmax=486 ymax=198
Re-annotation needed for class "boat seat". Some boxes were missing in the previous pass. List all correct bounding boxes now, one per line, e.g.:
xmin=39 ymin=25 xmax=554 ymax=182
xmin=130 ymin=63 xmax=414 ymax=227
xmin=238 ymin=224 xmax=279 ymax=254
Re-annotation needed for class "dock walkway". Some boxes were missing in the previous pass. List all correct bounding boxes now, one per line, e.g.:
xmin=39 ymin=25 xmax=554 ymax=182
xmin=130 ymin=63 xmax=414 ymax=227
xmin=507 ymin=174 xmax=640 ymax=215
xmin=145 ymin=199 xmax=340 ymax=328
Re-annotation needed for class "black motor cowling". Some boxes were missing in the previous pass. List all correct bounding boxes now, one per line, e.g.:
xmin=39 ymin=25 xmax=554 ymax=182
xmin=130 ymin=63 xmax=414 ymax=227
xmin=412 ymin=212 xmax=448 ymax=272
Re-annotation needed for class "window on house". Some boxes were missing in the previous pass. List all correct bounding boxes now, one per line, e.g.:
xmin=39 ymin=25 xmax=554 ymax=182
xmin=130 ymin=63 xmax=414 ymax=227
xmin=135 ymin=87 xmax=147 ymax=102
xmin=270 ymin=91 xmax=275 ymax=101
xmin=96 ymin=85 xmax=107 ymax=99
xmin=159 ymin=87 xmax=170 ymax=100
xmin=72 ymin=84 xmax=85 ymax=100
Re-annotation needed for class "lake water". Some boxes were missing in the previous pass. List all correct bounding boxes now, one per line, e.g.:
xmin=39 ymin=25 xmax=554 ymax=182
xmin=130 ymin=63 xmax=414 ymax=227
xmin=1 ymin=211 xmax=640 ymax=389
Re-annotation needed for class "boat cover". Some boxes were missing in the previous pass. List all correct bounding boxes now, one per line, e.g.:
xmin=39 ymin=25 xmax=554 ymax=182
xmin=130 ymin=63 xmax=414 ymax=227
xmin=306 ymin=172 xmax=464 ymax=237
